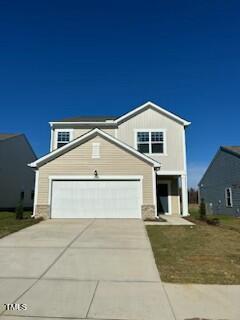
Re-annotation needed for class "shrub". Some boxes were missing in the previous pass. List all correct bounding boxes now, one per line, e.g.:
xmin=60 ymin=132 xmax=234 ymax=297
xmin=206 ymin=217 xmax=220 ymax=226
xmin=15 ymin=200 xmax=24 ymax=220
xmin=199 ymin=198 xmax=206 ymax=221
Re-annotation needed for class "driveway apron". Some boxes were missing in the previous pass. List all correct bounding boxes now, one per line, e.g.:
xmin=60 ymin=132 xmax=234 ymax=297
xmin=0 ymin=218 xmax=174 ymax=320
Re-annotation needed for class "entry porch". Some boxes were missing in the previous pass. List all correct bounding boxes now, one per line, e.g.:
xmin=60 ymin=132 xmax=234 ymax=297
xmin=154 ymin=173 xmax=189 ymax=217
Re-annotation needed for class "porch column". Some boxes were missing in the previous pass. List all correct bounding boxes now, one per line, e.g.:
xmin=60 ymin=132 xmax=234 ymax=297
xmin=181 ymin=174 xmax=189 ymax=216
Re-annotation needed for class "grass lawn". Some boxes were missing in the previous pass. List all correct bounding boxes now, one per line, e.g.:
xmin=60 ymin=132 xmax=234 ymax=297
xmin=0 ymin=211 xmax=42 ymax=239
xmin=187 ymin=204 xmax=240 ymax=233
xmin=146 ymin=206 xmax=240 ymax=284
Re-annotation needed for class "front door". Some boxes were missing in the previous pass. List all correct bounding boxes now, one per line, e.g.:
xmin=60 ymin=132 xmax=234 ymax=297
xmin=157 ymin=183 xmax=170 ymax=215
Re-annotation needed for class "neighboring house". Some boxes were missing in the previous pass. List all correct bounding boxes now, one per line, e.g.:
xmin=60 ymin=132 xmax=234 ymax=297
xmin=199 ymin=146 xmax=240 ymax=216
xmin=29 ymin=101 xmax=190 ymax=220
xmin=0 ymin=134 xmax=36 ymax=210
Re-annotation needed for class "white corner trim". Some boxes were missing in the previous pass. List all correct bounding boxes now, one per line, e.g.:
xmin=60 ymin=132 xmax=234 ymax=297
xmin=48 ymin=178 xmax=52 ymax=206
xmin=32 ymin=170 xmax=39 ymax=217
xmin=181 ymin=174 xmax=189 ymax=216
xmin=152 ymin=168 xmax=157 ymax=217
xmin=116 ymin=101 xmax=191 ymax=126
xmin=50 ymin=127 xmax=54 ymax=152
xmin=29 ymin=128 xmax=161 ymax=168
xmin=182 ymin=127 xmax=187 ymax=173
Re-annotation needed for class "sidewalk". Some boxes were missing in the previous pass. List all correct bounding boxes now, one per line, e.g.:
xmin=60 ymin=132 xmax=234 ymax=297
xmin=163 ymin=283 xmax=240 ymax=320
xmin=145 ymin=215 xmax=195 ymax=226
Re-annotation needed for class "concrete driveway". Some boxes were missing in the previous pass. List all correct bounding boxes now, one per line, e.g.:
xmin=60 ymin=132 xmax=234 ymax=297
xmin=0 ymin=219 xmax=174 ymax=320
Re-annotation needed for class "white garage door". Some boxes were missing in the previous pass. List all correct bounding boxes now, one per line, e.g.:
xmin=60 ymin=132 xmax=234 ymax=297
xmin=51 ymin=180 xmax=141 ymax=218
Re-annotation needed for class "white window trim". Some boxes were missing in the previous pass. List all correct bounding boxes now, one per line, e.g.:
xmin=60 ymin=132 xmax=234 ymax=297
xmin=54 ymin=129 xmax=73 ymax=150
xmin=225 ymin=187 xmax=233 ymax=207
xmin=134 ymin=129 xmax=167 ymax=156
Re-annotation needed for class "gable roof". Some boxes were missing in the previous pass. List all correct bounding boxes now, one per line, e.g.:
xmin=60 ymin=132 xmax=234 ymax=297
xmin=0 ymin=133 xmax=21 ymax=141
xmin=115 ymin=101 xmax=191 ymax=126
xmin=29 ymin=128 xmax=161 ymax=168
xmin=198 ymin=145 xmax=240 ymax=186
xmin=50 ymin=101 xmax=191 ymax=127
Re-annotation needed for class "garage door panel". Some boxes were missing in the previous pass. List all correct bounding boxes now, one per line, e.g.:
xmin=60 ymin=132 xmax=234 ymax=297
xmin=51 ymin=180 xmax=141 ymax=218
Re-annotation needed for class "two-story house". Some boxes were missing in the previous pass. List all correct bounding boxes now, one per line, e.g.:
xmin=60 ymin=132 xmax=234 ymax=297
xmin=29 ymin=101 xmax=190 ymax=219
xmin=199 ymin=146 xmax=240 ymax=216
xmin=0 ymin=133 xmax=36 ymax=210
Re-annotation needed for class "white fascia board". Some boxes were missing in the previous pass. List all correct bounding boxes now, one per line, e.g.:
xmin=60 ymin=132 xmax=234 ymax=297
xmin=156 ymin=170 xmax=185 ymax=175
xmin=115 ymin=101 xmax=191 ymax=126
xmin=48 ymin=175 xmax=143 ymax=181
xmin=29 ymin=128 xmax=161 ymax=168
xmin=49 ymin=121 xmax=115 ymax=126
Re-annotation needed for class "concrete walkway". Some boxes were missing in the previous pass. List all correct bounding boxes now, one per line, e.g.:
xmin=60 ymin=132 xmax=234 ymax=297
xmin=164 ymin=283 xmax=240 ymax=320
xmin=145 ymin=215 xmax=195 ymax=225
xmin=0 ymin=219 xmax=174 ymax=320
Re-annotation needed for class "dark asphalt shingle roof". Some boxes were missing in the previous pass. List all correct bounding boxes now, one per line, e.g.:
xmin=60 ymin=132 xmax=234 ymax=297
xmin=0 ymin=133 xmax=20 ymax=141
xmin=53 ymin=115 xmax=117 ymax=122
xmin=221 ymin=146 xmax=240 ymax=157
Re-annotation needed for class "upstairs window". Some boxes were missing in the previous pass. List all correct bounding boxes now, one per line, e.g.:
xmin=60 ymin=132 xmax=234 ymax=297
xmin=151 ymin=131 xmax=164 ymax=154
xmin=136 ymin=130 xmax=165 ymax=154
xmin=137 ymin=132 xmax=149 ymax=153
xmin=57 ymin=131 xmax=70 ymax=148
xmin=225 ymin=187 xmax=233 ymax=207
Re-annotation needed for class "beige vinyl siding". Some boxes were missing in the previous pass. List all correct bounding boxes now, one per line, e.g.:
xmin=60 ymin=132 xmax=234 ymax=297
xmin=73 ymin=128 xmax=115 ymax=139
xmin=52 ymin=128 xmax=116 ymax=150
xmin=117 ymin=107 xmax=185 ymax=172
xmin=37 ymin=135 xmax=153 ymax=206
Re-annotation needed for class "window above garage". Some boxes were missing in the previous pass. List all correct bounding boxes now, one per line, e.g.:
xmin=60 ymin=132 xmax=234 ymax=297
xmin=55 ymin=129 xmax=73 ymax=149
